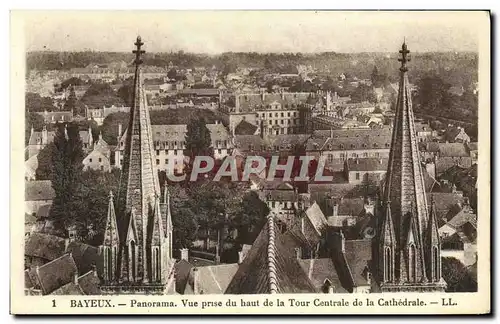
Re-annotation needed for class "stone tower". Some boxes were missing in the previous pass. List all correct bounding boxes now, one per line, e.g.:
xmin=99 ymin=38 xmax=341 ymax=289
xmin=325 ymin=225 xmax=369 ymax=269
xmin=376 ymin=42 xmax=446 ymax=292
xmin=100 ymin=36 xmax=175 ymax=294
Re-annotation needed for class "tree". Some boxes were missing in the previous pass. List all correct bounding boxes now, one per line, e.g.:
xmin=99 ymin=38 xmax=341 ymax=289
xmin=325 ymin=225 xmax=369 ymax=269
xmin=441 ymin=257 xmax=477 ymax=292
xmin=167 ymin=68 xmax=178 ymax=80
xmin=233 ymin=191 xmax=269 ymax=245
xmin=70 ymin=169 xmax=121 ymax=245
xmin=350 ymin=84 xmax=376 ymax=103
xmin=184 ymin=117 xmax=213 ymax=179
xmin=49 ymin=123 xmax=85 ymax=235
xmin=100 ymin=112 xmax=130 ymax=146
xmin=81 ymin=83 xmax=125 ymax=108
xmin=63 ymin=86 xmax=78 ymax=113
xmin=117 ymin=80 xmax=134 ymax=106
xmin=35 ymin=143 xmax=55 ymax=180
xmin=25 ymin=92 xmax=56 ymax=113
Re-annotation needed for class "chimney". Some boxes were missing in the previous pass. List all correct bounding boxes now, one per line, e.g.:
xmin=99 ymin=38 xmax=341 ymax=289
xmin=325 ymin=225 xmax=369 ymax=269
xmin=294 ymin=247 xmax=302 ymax=260
xmin=330 ymin=127 xmax=334 ymax=139
xmin=238 ymin=251 xmax=244 ymax=264
xmin=31 ymin=126 xmax=34 ymax=136
xmin=326 ymin=91 xmax=332 ymax=111
xmin=41 ymin=125 xmax=48 ymax=145
xmin=192 ymin=267 xmax=200 ymax=294
xmin=180 ymin=248 xmax=189 ymax=261
xmin=332 ymin=201 xmax=339 ymax=217
xmin=235 ymin=94 xmax=240 ymax=113
xmin=260 ymin=120 xmax=265 ymax=139
xmin=301 ymin=217 xmax=305 ymax=234
xmin=73 ymin=271 xmax=79 ymax=285
xmin=118 ymin=123 xmax=122 ymax=139
xmin=280 ymin=90 xmax=284 ymax=100
xmin=261 ymin=89 xmax=265 ymax=101
xmin=328 ymin=285 xmax=335 ymax=294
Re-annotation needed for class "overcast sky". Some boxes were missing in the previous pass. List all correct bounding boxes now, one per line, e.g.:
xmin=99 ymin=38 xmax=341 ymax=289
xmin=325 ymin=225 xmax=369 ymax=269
xmin=21 ymin=11 xmax=484 ymax=54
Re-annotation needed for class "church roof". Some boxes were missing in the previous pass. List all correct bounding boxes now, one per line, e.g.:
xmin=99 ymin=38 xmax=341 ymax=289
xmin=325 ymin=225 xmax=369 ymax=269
xmin=225 ymin=214 xmax=317 ymax=294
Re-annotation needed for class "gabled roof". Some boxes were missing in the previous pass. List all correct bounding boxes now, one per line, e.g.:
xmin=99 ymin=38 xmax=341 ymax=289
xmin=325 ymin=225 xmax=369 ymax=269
xmin=342 ymin=239 xmax=372 ymax=287
xmin=174 ymin=259 xmax=194 ymax=294
xmin=25 ymin=233 xmax=65 ymax=261
xmin=346 ymin=158 xmax=388 ymax=172
xmin=36 ymin=204 xmax=52 ymax=218
xmin=36 ymin=253 xmax=78 ymax=295
xmin=65 ymin=241 xmax=100 ymax=275
xmin=438 ymin=143 xmax=470 ymax=157
xmin=305 ymin=202 xmax=328 ymax=236
xmin=234 ymin=120 xmax=258 ymax=136
xmin=298 ymin=258 xmax=347 ymax=293
xmin=225 ymin=214 xmax=317 ymax=294
xmin=25 ymin=180 xmax=55 ymax=201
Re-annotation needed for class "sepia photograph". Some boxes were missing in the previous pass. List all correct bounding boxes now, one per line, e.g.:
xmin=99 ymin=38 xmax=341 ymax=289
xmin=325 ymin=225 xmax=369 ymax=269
xmin=10 ymin=10 xmax=490 ymax=315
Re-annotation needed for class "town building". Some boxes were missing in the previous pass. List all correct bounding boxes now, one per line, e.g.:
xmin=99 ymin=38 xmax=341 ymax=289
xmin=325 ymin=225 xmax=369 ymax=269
xmin=375 ymin=42 xmax=446 ymax=292
xmin=82 ymin=133 xmax=112 ymax=172
xmin=114 ymin=121 xmax=233 ymax=173
xmin=25 ymin=180 xmax=55 ymax=217
xmin=99 ymin=37 xmax=176 ymax=295
xmin=36 ymin=110 xmax=74 ymax=124
xmin=27 ymin=125 xmax=94 ymax=158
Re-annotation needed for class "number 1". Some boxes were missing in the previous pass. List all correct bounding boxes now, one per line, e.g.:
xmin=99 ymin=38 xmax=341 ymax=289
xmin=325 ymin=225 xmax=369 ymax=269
xmin=52 ymin=299 xmax=56 ymax=307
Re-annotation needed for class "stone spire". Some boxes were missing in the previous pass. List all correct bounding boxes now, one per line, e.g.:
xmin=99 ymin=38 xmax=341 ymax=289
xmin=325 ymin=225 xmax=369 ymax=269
xmin=378 ymin=42 xmax=444 ymax=291
xmin=116 ymin=36 xmax=162 ymax=284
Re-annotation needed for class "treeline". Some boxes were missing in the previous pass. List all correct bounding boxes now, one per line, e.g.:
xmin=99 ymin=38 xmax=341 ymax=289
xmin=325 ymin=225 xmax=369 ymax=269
xmin=27 ymin=51 xmax=478 ymax=88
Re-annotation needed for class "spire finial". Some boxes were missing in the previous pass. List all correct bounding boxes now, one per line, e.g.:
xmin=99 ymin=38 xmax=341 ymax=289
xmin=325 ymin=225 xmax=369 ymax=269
xmin=133 ymin=36 xmax=145 ymax=66
xmin=398 ymin=40 xmax=410 ymax=72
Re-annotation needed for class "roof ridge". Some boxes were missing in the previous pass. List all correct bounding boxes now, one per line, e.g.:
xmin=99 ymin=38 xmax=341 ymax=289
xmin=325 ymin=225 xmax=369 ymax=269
xmin=266 ymin=213 xmax=279 ymax=294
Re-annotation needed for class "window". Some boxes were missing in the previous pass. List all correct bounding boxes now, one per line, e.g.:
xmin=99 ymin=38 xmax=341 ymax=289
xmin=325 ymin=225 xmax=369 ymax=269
xmin=328 ymin=154 xmax=333 ymax=162
xmin=269 ymin=113 xmax=272 ymax=117
xmin=385 ymin=248 xmax=392 ymax=282
xmin=100 ymin=165 xmax=104 ymax=171
xmin=156 ymin=150 xmax=160 ymax=155
xmin=129 ymin=241 xmax=136 ymax=280
xmin=375 ymin=152 xmax=380 ymax=158
xmin=174 ymin=150 xmax=177 ymax=155
xmin=355 ymin=173 xmax=360 ymax=180
xmin=275 ymin=113 xmax=278 ymax=117
xmin=281 ymin=112 xmax=284 ymax=117
xmin=99 ymin=158 xmax=102 ymax=162
xmin=271 ymin=201 xmax=276 ymax=208
xmin=280 ymin=120 xmax=284 ymax=124
xmin=352 ymin=153 xmax=357 ymax=158
xmin=106 ymin=247 xmax=112 ymax=281
xmin=165 ymin=159 xmax=169 ymax=165
xmin=408 ymin=244 xmax=416 ymax=282
xmin=340 ymin=153 xmax=345 ymax=159
xmin=275 ymin=120 xmax=278 ymax=125
xmin=269 ymin=120 xmax=272 ymax=125
xmin=156 ymin=159 xmax=160 ymax=165
xmin=288 ymin=112 xmax=291 ymax=117
xmin=363 ymin=153 xmax=368 ymax=158
xmin=89 ymin=158 xmax=92 ymax=163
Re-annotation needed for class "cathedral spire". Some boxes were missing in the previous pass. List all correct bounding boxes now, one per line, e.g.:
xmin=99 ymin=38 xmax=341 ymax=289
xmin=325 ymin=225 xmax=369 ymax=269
xmin=377 ymin=42 xmax=443 ymax=291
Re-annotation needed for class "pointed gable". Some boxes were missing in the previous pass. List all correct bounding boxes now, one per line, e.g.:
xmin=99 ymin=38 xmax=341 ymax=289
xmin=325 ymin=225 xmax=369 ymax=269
xmin=381 ymin=202 xmax=396 ymax=246
xmin=225 ymin=214 xmax=316 ymax=294
xmin=103 ymin=191 xmax=119 ymax=246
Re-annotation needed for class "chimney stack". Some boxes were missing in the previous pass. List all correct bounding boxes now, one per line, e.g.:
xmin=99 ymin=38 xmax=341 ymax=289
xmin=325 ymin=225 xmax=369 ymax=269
xmin=238 ymin=251 xmax=244 ymax=264
xmin=73 ymin=271 xmax=79 ymax=285
xmin=118 ymin=123 xmax=122 ymax=139
xmin=294 ymin=247 xmax=302 ymax=260
xmin=332 ymin=201 xmax=339 ymax=217
xmin=180 ymin=248 xmax=189 ymax=261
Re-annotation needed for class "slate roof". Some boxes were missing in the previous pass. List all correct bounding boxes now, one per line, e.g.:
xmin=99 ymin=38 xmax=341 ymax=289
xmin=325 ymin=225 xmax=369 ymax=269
xmin=225 ymin=214 xmax=317 ymax=294
xmin=306 ymin=133 xmax=392 ymax=151
xmin=346 ymin=158 xmax=388 ymax=171
xmin=36 ymin=253 xmax=78 ymax=295
xmin=25 ymin=233 xmax=65 ymax=261
xmin=205 ymin=123 xmax=231 ymax=142
xmin=49 ymin=270 xmax=100 ymax=295
xmin=298 ymin=258 xmax=347 ymax=293
xmin=305 ymin=202 xmax=328 ymax=235
xmin=236 ymin=92 xmax=312 ymax=112
xmin=234 ymin=134 xmax=311 ymax=152
xmin=426 ymin=192 xmax=464 ymax=222
xmin=25 ymin=180 xmax=55 ymax=201
xmin=468 ymin=142 xmax=478 ymax=151
xmin=25 ymin=154 xmax=38 ymax=173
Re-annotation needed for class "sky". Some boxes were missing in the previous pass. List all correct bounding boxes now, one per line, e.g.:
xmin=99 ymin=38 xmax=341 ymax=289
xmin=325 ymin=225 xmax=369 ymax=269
xmin=18 ymin=11 xmax=485 ymax=54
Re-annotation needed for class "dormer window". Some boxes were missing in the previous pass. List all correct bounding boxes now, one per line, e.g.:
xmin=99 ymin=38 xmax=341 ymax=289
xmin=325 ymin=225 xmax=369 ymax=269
xmin=385 ymin=143 xmax=390 ymax=148
xmin=339 ymin=144 xmax=344 ymax=149
xmin=373 ymin=143 xmax=378 ymax=148
xmin=351 ymin=144 xmax=355 ymax=149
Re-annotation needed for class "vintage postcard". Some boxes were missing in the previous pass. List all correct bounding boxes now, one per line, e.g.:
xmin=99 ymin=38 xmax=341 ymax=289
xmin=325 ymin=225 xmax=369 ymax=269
xmin=10 ymin=10 xmax=490 ymax=315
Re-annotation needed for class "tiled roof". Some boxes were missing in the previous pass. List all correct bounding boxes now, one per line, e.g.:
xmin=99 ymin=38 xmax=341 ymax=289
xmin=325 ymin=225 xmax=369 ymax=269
xmin=438 ymin=143 xmax=470 ymax=157
xmin=234 ymin=120 xmax=258 ymax=135
xmin=50 ymin=282 xmax=83 ymax=295
xmin=343 ymin=239 xmax=372 ymax=287
xmin=298 ymin=258 xmax=347 ymax=293
xmin=25 ymin=180 xmax=55 ymax=201
xmin=305 ymin=202 xmax=328 ymax=235
xmin=36 ymin=253 xmax=78 ymax=295
xmin=174 ymin=259 xmax=194 ymax=294
xmin=179 ymin=88 xmax=220 ymax=96
xmin=225 ymin=214 xmax=317 ymax=294
xmin=36 ymin=204 xmax=52 ymax=218
xmin=76 ymin=271 xmax=101 ymax=295
xmin=426 ymin=192 xmax=464 ymax=222
xmin=468 ymin=142 xmax=478 ymax=151
xmin=65 ymin=241 xmax=101 ymax=275
xmin=185 ymin=264 xmax=239 ymax=295
xmin=205 ymin=123 xmax=231 ymax=142
xmin=25 ymin=233 xmax=65 ymax=261
xmin=346 ymin=158 xmax=388 ymax=171
xmin=448 ymin=209 xmax=477 ymax=229
xmin=25 ymin=154 xmax=39 ymax=172
xmin=234 ymin=134 xmax=311 ymax=152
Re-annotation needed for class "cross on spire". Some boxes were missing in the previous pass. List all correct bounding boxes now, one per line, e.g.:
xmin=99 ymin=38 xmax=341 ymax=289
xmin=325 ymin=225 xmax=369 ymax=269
xmin=133 ymin=36 xmax=145 ymax=66
xmin=398 ymin=40 xmax=411 ymax=72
